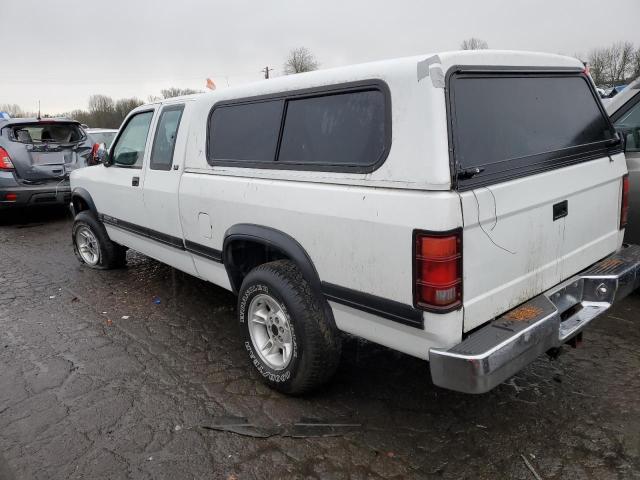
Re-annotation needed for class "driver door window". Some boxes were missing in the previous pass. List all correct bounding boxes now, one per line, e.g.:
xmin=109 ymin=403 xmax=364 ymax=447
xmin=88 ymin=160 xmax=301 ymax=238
xmin=112 ymin=111 xmax=154 ymax=168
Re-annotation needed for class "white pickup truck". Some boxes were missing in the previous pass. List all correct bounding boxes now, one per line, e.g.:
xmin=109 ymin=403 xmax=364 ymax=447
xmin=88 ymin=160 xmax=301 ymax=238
xmin=70 ymin=50 xmax=640 ymax=395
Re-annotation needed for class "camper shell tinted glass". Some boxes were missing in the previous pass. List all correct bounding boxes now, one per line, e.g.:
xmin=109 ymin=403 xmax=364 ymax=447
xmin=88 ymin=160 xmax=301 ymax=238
xmin=448 ymin=70 xmax=620 ymax=190
xmin=278 ymin=90 xmax=386 ymax=167
xmin=206 ymin=80 xmax=391 ymax=173
xmin=209 ymin=100 xmax=283 ymax=163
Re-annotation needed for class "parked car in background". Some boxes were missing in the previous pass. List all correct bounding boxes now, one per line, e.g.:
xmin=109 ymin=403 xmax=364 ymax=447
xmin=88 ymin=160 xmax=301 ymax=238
xmin=70 ymin=51 xmax=639 ymax=395
xmin=607 ymin=77 xmax=640 ymax=242
xmin=85 ymin=128 xmax=118 ymax=149
xmin=85 ymin=128 xmax=119 ymax=166
xmin=0 ymin=118 xmax=93 ymax=209
xmin=606 ymin=85 xmax=628 ymax=98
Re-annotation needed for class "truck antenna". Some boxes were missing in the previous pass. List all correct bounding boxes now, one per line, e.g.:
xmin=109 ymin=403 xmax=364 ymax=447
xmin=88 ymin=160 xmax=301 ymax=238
xmin=37 ymin=100 xmax=41 ymax=120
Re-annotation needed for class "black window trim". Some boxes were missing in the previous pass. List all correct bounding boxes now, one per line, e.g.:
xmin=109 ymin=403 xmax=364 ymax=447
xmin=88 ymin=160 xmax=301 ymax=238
xmin=108 ymin=108 xmax=155 ymax=169
xmin=445 ymin=65 xmax=623 ymax=191
xmin=150 ymin=104 xmax=185 ymax=171
xmin=206 ymin=79 xmax=392 ymax=174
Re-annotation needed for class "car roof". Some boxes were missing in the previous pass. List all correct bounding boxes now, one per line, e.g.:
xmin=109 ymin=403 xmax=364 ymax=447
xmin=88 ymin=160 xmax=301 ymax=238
xmin=606 ymin=77 xmax=640 ymax=116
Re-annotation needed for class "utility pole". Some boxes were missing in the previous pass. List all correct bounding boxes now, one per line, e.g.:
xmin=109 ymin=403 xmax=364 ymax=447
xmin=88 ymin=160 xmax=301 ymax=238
xmin=262 ymin=66 xmax=274 ymax=79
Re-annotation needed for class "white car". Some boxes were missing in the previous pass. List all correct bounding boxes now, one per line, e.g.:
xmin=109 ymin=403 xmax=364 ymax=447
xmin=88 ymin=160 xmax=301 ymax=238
xmin=69 ymin=50 xmax=639 ymax=395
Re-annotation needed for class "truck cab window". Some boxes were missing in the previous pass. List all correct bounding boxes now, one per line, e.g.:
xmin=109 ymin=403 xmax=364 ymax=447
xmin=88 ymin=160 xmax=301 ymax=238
xmin=111 ymin=111 xmax=154 ymax=168
xmin=151 ymin=105 xmax=184 ymax=170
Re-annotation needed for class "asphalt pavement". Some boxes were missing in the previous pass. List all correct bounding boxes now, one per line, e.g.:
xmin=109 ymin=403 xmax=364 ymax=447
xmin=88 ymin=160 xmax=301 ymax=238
xmin=0 ymin=207 xmax=639 ymax=479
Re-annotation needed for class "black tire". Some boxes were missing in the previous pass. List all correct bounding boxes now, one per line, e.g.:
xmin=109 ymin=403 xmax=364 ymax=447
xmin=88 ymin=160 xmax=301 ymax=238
xmin=238 ymin=260 xmax=341 ymax=395
xmin=72 ymin=210 xmax=127 ymax=269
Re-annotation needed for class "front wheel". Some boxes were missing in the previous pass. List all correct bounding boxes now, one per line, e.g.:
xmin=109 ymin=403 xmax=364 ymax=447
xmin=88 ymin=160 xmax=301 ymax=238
xmin=238 ymin=260 xmax=341 ymax=395
xmin=72 ymin=211 xmax=126 ymax=269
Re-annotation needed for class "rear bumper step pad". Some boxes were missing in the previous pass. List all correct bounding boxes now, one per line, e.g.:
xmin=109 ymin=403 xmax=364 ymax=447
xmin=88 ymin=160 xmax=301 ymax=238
xmin=429 ymin=244 xmax=640 ymax=394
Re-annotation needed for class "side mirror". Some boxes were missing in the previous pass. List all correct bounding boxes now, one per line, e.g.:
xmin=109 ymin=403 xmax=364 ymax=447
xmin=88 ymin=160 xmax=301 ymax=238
xmin=614 ymin=129 xmax=627 ymax=152
xmin=90 ymin=143 xmax=107 ymax=166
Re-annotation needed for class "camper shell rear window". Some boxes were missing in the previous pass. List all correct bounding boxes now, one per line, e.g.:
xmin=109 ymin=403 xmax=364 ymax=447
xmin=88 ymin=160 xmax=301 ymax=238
xmin=448 ymin=70 xmax=620 ymax=190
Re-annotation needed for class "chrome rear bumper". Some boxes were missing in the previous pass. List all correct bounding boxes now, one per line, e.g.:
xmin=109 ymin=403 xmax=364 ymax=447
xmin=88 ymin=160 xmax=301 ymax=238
xmin=429 ymin=244 xmax=640 ymax=394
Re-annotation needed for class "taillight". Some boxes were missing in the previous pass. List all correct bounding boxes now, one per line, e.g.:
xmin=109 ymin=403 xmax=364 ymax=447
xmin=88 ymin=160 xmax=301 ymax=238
xmin=621 ymin=174 xmax=629 ymax=229
xmin=413 ymin=230 xmax=462 ymax=312
xmin=0 ymin=147 xmax=14 ymax=170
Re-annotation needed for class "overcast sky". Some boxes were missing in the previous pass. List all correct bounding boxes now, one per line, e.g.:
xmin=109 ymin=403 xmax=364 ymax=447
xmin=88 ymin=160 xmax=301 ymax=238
xmin=1 ymin=0 xmax=638 ymax=113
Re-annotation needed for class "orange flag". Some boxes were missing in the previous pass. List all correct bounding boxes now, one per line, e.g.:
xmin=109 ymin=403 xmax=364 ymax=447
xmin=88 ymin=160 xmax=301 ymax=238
xmin=206 ymin=78 xmax=216 ymax=90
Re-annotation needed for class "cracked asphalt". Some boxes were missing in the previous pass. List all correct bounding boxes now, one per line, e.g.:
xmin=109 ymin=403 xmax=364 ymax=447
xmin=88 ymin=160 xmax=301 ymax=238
xmin=0 ymin=207 xmax=639 ymax=480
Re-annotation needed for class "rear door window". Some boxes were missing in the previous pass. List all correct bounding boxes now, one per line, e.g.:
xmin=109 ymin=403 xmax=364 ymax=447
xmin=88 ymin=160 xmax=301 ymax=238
xmin=150 ymin=105 xmax=184 ymax=170
xmin=450 ymin=73 xmax=617 ymax=189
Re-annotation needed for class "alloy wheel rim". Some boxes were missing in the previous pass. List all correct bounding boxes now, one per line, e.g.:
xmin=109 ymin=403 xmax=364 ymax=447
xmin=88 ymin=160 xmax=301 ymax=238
xmin=76 ymin=226 xmax=100 ymax=265
xmin=247 ymin=293 xmax=293 ymax=370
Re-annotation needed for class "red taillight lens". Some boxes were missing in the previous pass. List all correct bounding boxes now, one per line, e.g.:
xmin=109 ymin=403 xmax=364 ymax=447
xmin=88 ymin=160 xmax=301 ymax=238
xmin=621 ymin=174 xmax=629 ymax=229
xmin=414 ymin=230 xmax=462 ymax=312
xmin=0 ymin=147 xmax=14 ymax=170
xmin=4 ymin=193 xmax=17 ymax=202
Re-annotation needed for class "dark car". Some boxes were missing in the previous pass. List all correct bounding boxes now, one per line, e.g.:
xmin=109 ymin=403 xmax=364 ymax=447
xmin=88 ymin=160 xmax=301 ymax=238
xmin=605 ymin=84 xmax=628 ymax=98
xmin=0 ymin=118 xmax=93 ymax=209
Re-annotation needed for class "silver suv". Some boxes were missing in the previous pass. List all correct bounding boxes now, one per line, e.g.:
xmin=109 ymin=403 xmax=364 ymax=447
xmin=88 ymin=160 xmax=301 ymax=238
xmin=0 ymin=118 xmax=93 ymax=209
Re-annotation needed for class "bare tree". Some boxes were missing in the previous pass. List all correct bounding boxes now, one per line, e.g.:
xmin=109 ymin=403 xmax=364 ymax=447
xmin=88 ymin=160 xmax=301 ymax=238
xmin=607 ymin=41 xmax=634 ymax=85
xmin=114 ymin=98 xmax=144 ymax=124
xmin=0 ymin=104 xmax=26 ymax=117
xmin=460 ymin=38 xmax=489 ymax=50
xmin=61 ymin=95 xmax=142 ymax=128
xmin=588 ymin=41 xmax=636 ymax=87
xmin=587 ymin=48 xmax=608 ymax=86
xmin=631 ymin=47 xmax=640 ymax=80
xmin=87 ymin=95 xmax=116 ymax=128
xmin=283 ymin=47 xmax=319 ymax=75
xmin=160 ymin=87 xmax=202 ymax=99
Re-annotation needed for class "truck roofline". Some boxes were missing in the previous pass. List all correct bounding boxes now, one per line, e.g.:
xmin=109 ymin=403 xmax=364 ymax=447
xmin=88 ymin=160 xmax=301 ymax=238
xmin=129 ymin=50 xmax=584 ymax=113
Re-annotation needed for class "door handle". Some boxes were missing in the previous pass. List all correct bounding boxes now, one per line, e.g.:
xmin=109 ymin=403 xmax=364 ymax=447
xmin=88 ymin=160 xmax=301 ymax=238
xmin=553 ymin=200 xmax=568 ymax=221
xmin=132 ymin=176 xmax=139 ymax=187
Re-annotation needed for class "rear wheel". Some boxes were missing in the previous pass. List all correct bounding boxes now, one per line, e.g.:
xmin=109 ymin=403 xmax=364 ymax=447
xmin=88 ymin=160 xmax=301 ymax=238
xmin=238 ymin=260 xmax=341 ymax=394
xmin=72 ymin=211 xmax=126 ymax=269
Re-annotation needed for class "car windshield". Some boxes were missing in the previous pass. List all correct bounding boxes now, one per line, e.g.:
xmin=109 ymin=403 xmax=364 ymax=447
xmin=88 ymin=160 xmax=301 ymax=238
xmin=11 ymin=123 xmax=85 ymax=144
